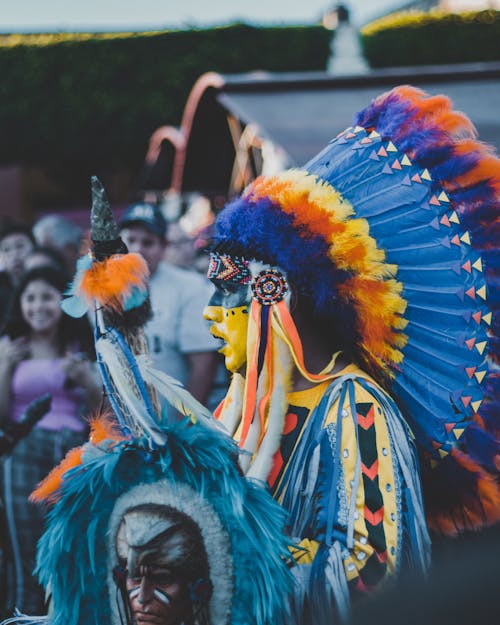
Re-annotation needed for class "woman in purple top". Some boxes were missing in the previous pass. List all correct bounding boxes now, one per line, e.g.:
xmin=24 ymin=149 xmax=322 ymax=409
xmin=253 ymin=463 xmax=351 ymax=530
xmin=0 ymin=266 xmax=102 ymax=615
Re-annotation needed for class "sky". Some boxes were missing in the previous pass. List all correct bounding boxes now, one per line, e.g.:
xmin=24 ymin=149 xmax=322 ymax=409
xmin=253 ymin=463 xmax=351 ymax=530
xmin=0 ymin=0 xmax=404 ymax=32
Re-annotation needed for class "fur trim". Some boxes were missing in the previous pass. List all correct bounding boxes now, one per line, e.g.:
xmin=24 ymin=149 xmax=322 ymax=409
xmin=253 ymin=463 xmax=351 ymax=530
xmin=35 ymin=422 xmax=293 ymax=625
xmin=108 ymin=480 xmax=233 ymax=625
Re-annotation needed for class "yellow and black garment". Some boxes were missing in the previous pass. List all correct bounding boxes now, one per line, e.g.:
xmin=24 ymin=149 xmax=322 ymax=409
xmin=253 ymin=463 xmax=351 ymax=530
xmin=269 ymin=364 xmax=428 ymax=622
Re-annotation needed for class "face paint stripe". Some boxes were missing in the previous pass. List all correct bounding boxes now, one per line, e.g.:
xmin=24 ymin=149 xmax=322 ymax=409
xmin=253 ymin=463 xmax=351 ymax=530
xmin=128 ymin=587 xmax=141 ymax=599
xmin=153 ymin=588 xmax=171 ymax=605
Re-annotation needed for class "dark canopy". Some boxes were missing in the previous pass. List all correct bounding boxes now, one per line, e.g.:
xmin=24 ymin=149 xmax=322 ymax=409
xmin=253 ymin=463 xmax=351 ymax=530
xmin=144 ymin=63 xmax=500 ymax=198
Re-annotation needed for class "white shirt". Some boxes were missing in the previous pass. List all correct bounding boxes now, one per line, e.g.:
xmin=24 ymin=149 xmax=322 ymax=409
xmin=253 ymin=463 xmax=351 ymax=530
xmin=146 ymin=262 xmax=219 ymax=418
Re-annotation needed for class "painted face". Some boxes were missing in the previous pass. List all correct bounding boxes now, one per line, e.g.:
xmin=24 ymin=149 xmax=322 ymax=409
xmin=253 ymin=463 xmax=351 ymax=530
xmin=20 ymin=279 xmax=63 ymax=335
xmin=126 ymin=564 xmax=191 ymax=625
xmin=116 ymin=507 xmax=208 ymax=625
xmin=120 ymin=225 xmax=166 ymax=276
xmin=204 ymin=254 xmax=251 ymax=374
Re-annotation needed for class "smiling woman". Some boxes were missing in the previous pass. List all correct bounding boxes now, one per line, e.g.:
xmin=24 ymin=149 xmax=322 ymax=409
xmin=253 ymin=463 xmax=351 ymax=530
xmin=0 ymin=266 xmax=101 ymax=615
xmin=19 ymin=279 xmax=63 ymax=335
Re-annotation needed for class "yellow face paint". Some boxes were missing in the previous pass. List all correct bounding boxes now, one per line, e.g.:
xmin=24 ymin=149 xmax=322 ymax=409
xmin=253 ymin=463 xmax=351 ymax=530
xmin=205 ymin=252 xmax=253 ymax=373
xmin=204 ymin=272 xmax=252 ymax=374
xmin=204 ymin=303 xmax=249 ymax=373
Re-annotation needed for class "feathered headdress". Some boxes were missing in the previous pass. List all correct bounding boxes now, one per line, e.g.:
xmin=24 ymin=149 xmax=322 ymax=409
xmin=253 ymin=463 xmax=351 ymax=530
xmin=31 ymin=417 xmax=292 ymax=625
xmin=211 ymin=86 xmax=499 ymax=536
xmin=6 ymin=177 xmax=293 ymax=625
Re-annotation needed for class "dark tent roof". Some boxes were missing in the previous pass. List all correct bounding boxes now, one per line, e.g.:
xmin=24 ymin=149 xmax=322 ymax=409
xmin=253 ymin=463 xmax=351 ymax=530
xmin=147 ymin=63 xmax=500 ymax=197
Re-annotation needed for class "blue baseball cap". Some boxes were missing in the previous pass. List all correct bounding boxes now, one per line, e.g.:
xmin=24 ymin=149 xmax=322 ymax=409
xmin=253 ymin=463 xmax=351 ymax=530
xmin=119 ymin=202 xmax=167 ymax=239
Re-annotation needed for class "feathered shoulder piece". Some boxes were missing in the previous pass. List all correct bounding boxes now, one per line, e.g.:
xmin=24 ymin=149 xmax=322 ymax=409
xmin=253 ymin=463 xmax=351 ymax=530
xmin=32 ymin=417 xmax=292 ymax=625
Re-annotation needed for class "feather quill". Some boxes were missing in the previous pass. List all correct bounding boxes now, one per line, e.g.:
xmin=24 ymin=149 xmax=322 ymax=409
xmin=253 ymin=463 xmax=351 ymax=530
xmin=135 ymin=354 xmax=217 ymax=427
xmin=96 ymin=336 xmax=166 ymax=445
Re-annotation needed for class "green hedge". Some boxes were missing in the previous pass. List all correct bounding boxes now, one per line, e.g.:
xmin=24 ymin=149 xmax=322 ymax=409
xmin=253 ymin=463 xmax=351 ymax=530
xmin=361 ymin=10 xmax=500 ymax=68
xmin=0 ymin=24 xmax=331 ymax=205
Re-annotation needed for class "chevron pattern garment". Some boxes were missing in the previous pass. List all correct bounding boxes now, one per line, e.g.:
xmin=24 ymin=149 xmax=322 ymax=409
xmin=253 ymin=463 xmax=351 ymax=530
xmin=270 ymin=363 xmax=429 ymax=623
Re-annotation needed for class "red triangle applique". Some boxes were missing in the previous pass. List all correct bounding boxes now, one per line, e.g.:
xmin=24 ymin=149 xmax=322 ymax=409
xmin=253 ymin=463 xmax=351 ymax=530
xmin=357 ymin=404 xmax=376 ymax=430
xmin=465 ymin=286 xmax=476 ymax=300
xmin=472 ymin=311 xmax=482 ymax=324
xmin=444 ymin=422 xmax=456 ymax=433
xmin=461 ymin=395 xmax=472 ymax=408
xmin=267 ymin=449 xmax=284 ymax=489
xmin=361 ymin=459 xmax=379 ymax=481
xmin=465 ymin=337 xmax=476 ymax=350
xmin=364 ymin=505 xmax=384 ymax=526
xmin=282 ymin=412 xmax=299 ymax=435
xmin=462 ymin=260 xmax=472 ymax=273
xmin=465 ymin=366 xmax=476 ymax=378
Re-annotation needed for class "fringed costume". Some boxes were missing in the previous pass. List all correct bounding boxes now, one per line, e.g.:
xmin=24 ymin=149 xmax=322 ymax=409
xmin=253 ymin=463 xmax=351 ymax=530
xmin=1 ymin=178 xmax=293 ymax=625
xmin=205 ymin=86 xmax=499 ymax=622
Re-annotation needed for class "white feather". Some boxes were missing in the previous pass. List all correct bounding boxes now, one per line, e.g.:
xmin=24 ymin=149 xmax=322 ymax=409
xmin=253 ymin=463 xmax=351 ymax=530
xmin=247 ymin=324 xmax=293 ymax=481
xmin=0 ymin=612 xmax=49 ymax=625
xmin=219 ymin=373 xmax=245 ymax=437
xmin=135 ymin=355 xmax=220 ymax=429
xmin=96 ymin=337 xmax=167 ymax=445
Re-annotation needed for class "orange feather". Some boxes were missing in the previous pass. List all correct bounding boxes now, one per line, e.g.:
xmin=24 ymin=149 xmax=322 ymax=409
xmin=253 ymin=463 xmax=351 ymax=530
xmin=453 ymin=152 xmax=500 ymax=193
xmin=339 ymin=277 xmax=407 ymax=373
xmin=429 ymin=449 xmax=500 ymax=535
xmin=89 ymin=413 xmax=125 ymax=444
xmin=30 ymin=446 xmax=84 ymax=504
xmin=80 ymin=253 xmax=149 ymax=312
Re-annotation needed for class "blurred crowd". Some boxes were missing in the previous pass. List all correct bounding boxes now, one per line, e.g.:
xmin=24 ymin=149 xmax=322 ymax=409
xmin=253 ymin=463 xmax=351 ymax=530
xmin=0 ymin=198 xmax=227 ymax=616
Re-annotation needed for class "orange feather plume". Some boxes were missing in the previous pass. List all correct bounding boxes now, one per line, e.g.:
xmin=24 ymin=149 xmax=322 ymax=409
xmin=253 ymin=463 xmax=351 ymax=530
xmin=80 ymin=253 xmax=149 ymax=312
xmin=30 ymin=413 xmax=126 ymax=505
xmin=88 ymin=412 xmax=126 ymax=444
xmin=428 ymin=449 xmax=500 ymax=535
xmin=30 ymin=446 xmax=84 ymax=504
xmin=339 ymin=276 xmax=408 ymax=376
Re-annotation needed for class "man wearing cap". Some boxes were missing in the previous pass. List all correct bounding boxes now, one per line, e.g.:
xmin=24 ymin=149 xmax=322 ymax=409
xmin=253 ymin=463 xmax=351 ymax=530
xmin=119 ymin=202 xmax=218 ymax=419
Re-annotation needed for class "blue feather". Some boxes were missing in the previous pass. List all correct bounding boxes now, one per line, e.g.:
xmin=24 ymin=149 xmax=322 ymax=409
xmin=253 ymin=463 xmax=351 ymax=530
xmin=61 ymin=254 xmax=93 ymax=318
xmin=123 ymin=285 xmax=148 ymax=311
xmin=60 ymin=294 xmax=89 ymax=318
xmin=36 ymin=422 xmax=293 ymax=625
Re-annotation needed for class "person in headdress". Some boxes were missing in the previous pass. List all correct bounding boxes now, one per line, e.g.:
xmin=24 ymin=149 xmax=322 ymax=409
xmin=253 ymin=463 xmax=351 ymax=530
xmin=0 ymin=178 xmax=292 ymax=625
xmin=114 ymin=503 xmax=212 ymax=625
xmin=203 ymin=86 xmax=499 ymax=622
